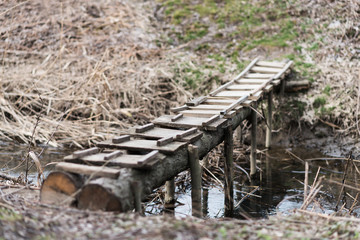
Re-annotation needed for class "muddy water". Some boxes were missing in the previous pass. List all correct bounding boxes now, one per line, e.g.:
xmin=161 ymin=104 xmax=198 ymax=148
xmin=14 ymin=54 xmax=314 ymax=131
xmin=0 ymin=141 xmax=71 ymax=184
xmin=146 ymin=146 xmax=353 ymax=219
xmin=0 ymin=141 xmax=354 ymax=219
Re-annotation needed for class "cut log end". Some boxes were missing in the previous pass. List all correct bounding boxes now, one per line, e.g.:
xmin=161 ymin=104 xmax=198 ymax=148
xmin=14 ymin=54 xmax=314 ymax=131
xmin=40 ymin=171 xmax=82 ymax=206
xmin=77 ymin=184 xmax=122 ymax=211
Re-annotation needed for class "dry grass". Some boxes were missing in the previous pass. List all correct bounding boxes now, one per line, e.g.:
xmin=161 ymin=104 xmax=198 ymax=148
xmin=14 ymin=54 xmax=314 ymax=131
xmin=0 ymin=0 xmax=195 ymax=147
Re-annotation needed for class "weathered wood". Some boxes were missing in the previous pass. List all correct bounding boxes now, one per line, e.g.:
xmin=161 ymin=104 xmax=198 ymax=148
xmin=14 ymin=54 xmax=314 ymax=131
xmin=245 ymin=73 xmax=275 ymax=79
xmin=215 ymin=90 xmax=252 ymax=98
xmin=265 ymin=90 xmax=273 ymax=149
xmin=131 ymin=181 xmax=142 ymax=214
xmin=224 ymin=125 xmax=234 ymax=216
xmin=209 ymin=80 xmax=236 ymax=97
xmin=165 ymin=178 xmax=175 ymax=204
xmin=171 ymin=113 xmax=183 ymax=122
xmin=97 ymin=139 xmax=186 ymax=154
xmin=226 ymin=84 xmax=262 ymax=91
xmin=157 ymin=136 xmax=174 ymax=146
xmin=170 ymin=105 xmax=189 ymax=113
xmin=154 ymin=115 xmax=227 ymax=131
xmin=180 ymin=109 xmax=235 ymax=118
xmin=40 ymin=171 xmax=83 ymax=206
xmin=190 ymin=104 xmax=228 ymax=110
xmin=251 ymin=66 xmax=280 ymax=73
xmin=236 ymin=78 xmax=268 ymax=84
xmin=250 ymin=103 xmax=258 ymax=176
xmin=186 ymin=96 xmax=207 ymax=106
xmin=285 ymin=80 xmax=310 ymax=92
xmin=112 ymin=135 xmax=130 ymax=144
xmin=204 ymin=98 xmax=235 ymax=105
xmin=73 ymin=147 xmax=99 ymax=158
xmin=188 ymin=145 xmax=201 ymax=218
xmin=175 ymin=127 xmax=198 ymax=140
xmin=128 ymin=127 xmax=202 ymax=143
xmin=65 ymin=151 xmax=162 ymax=169
xmin=135 ymin=123 xmax=154 ymax=133
xmin=256 ymin=60 xmax=285 ymax=68
xmin=104 ymin=150 xmax=124 ymax=160
xmin=55 ymin=162 xmax=120 ymax=179
xmin=66 ymin=107 xmax=252 ymax=212
xmin=202 ymin=115 xmax=220 ymax=127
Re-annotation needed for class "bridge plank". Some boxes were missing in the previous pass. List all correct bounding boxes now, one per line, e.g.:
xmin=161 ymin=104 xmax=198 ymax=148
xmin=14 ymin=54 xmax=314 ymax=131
xmin=256 ymin=61 xmax=285 ymax=68
xmin=55 ymin=162 xmax=120 ymax=179
xmin=226 ymin=84 xmax=262 ymax=91
xmin=244 ymin=73 xmax=275 ymax=79
xmin=127 ymin=127 xmax=203 ymax=143
xmin=251 ymin=66 xmax=281 ymax=73
xmin=97 ymin=139 xmax=187 ymax=154
xmin=64 ymin=150 xmax=163 ymax=169
xmin=153 ymin=115 xmax=227 ymax=131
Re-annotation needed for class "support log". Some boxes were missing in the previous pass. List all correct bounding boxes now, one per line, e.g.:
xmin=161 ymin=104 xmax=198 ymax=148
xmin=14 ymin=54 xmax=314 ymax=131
xmin=265 ymin=90 xmax=273 ymax=149
xmin=164 ymin=178 xmax=175 ymax=205
xmin=250 ymin=104 xmax=257 ymax=176
xmin=224 ymin=124 xmax=234 ymax=217
xmin=188 ymin=145 xmax=201 ymax=217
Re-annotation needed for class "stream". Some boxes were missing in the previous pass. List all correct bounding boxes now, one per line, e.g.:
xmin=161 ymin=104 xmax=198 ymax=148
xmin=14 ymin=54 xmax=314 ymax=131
xmin=0 ymin=140 xmax=358 ymax=219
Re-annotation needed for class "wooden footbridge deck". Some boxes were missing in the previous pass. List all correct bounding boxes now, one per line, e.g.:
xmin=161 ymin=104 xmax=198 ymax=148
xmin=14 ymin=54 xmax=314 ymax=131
xmin=40 ymin=58 xmax=293 ymax=215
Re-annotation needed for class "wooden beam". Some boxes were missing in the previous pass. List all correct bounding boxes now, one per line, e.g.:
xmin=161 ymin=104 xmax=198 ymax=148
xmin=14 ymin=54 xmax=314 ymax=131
xmin=170 ymin=105 xmax=189 ymax=113
xmin=112 ymin=135 xmax=130 ymax=144
xmin=256 ymin=60 xmax=285 ymax=68
xmin=73 ymin=147 xmax=99 ymax=158
xmin=233 ymin=57 xmax=260 ymax=81
xmin=171 ymin=113 xmax=183 ymax=122
xmin=186 ymin=96 xmax=207 ymax=106
xmin=103 ymin=150 xmax=123 ymax=160
xmin=202 ymin=115 xmax=220 ymax=127
xmin=265 ymin=90 xmax=273 ymax=149
xmin=55 ymin=162 xmax=120 ymax=179
xmin=135 ymin=123 xmax=154 ymax=133
xmin=157 ymin=136 xmax=174 ymax=146
xmin=250 ymin=103 xmax=257 ymax=176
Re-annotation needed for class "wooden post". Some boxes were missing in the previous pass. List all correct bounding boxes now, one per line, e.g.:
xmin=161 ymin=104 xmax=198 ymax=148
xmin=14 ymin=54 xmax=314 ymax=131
xmin=265 ymin=90 xmax=273 ymax=149
xmin=224 ymin=124 xmax=234 ymax=216
xmin=188 ymin=145 xmax=202 ymax=217
xmin=164 ymin=178 xmax=175 ymax=206
xmin=131 ymin=181 xmax=142 ymax=214
xmin=250 ymin=103 xmax=257 ymax=176
xmin=280 ymin=78 xmax=286 ymax=98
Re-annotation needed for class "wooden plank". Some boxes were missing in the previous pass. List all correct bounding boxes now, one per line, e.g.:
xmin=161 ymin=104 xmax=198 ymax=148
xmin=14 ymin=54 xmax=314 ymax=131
xmin=128 ymin=127 xmax=203 ymax=143
xmin=170 ymin=105 xmax=189 ymax=113
xmin=171 ymin=113 xmax=183 ymax=122
xmin=215 ymin=91 xmax=252 ymax=98
xmin=186 ymin=96 xmax=207 ymax=106
xmin=226 ymin=84 xmax=261 ymax=91
xmin=112 ymin=135 xmax=130 ymax=144
xmin=64 ymin=151 xmax=163 ymax=169
xmin=157 ymin=136 xmax=174 ymax=146
xmin=153 ymin=115 xmax=227 ymax=131
xmin=180 ymin=110 xmax=220 ymax=118
xmin=135 ymin=123 xmax=154 ymax=133
xmin=55 ymin=162 xmax=120 ymax=179
xmin=190 ymin=104 xmax=228 ymax=110
xmin=175 ymin=127 xmax=198 ymax=140
xmin=264 ymin=84 xmax=273 ymax=93
xmin=236 ymin=78 xmax=268 ymax=84
xmin=256 ymin=61 xmax=285 ymax=68
xmin=202 ymin=115 xmax=220 ymax=127
xmin=73 ymin=147 xmax=99 ymax=158
xmin=204 ymin=99 xmax=235 ymax=105
xmin=244 ymin=73 xmax=274 ymax=79
xmin=251 ymin=66 xmax=281 ymax=74
xmin=104 ymin=150 xmax=123 ymax=160
xmin=97 ymin=139 xmax=187 ymax=154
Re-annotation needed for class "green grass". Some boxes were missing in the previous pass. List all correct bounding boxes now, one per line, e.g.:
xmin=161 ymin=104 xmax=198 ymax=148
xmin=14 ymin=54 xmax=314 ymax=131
xmin=313 ymin=96 xmax=326 ymax=108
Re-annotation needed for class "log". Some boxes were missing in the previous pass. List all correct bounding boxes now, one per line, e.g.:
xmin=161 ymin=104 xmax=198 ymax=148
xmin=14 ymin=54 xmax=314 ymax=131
xmin=40 ymin=171 xmax=83 ymax=206
xmin=285 ymin=80 xmax=310 ymax=92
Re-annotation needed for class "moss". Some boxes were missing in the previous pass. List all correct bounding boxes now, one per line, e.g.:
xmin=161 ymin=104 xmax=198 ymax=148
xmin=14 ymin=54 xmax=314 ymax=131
xmin=313 ymin=97 xmax=326 ymax=108
xmin=323 ymin=85 xmax=331 ymax=96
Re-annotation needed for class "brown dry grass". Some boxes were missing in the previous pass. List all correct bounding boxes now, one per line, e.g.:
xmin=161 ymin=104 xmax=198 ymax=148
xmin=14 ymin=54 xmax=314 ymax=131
xmin=0 ymin=0 xmax=194 ymax=147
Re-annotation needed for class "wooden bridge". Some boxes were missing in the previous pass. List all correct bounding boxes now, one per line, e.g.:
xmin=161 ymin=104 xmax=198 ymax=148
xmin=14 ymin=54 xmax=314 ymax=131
xmin=40 ymin=57 xmax=293 ymax=216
